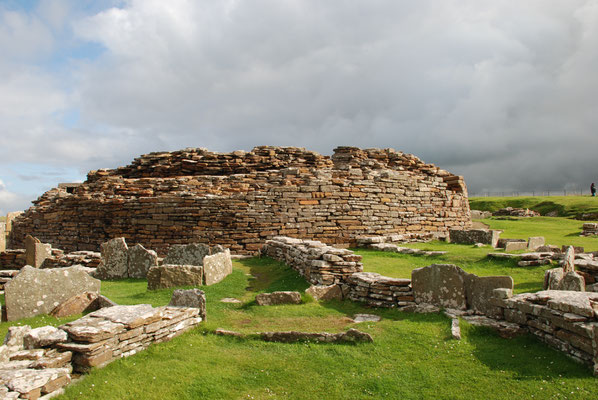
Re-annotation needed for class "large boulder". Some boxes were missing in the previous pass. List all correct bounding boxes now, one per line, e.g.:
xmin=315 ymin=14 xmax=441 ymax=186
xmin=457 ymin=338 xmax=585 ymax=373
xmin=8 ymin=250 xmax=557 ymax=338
xmin=127 ymin=244 xmax=158 ymax=279
xmin=202 ymin=249 xmax=232 ymax=285
xmin=411 ymin=264 xmax=467 ymax=310
xmin=4 ymin=266 xmax=101 ymax=321
xmin=96 ymin=238 xmax=129 ymax=279
xmin=147 ymin=265 xmax=203 ymax=290
xmin=163 ymin=243 xmax=210 ymax=266
xmin=305 ymin=284 xmax=343 ymax=301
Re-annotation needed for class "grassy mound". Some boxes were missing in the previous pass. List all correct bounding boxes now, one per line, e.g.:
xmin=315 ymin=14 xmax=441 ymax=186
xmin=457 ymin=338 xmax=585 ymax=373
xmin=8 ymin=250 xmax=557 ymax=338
xmin=469 ymin=195 xmax=598 ymax=218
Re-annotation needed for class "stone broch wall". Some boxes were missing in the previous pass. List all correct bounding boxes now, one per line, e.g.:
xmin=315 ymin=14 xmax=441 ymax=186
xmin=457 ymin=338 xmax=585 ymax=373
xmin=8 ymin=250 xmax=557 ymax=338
xmin=9 ymin=146 xmax=471 ymax=255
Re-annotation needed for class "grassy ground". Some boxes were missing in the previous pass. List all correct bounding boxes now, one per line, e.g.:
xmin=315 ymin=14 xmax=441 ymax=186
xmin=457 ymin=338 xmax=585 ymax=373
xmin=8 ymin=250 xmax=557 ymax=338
xmin=2 ymin=211 xmax=598 ymax=398
xmin=469 ymin=195 xmax=598 ymax=218
xmin=46 ymin=258 xmax=598 ymax=399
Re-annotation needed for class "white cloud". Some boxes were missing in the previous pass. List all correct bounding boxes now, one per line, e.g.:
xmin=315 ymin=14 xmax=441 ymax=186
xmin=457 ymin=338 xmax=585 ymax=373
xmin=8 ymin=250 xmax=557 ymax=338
xmin=1 ymin=0 xmax=598 ymax=213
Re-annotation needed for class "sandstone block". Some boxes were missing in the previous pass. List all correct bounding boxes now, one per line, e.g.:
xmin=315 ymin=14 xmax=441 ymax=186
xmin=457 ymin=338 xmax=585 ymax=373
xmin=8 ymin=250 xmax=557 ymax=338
xmin=305 ymin=284 xmax=343 ymax=301
xmin=527 ymin=236 xmax=545 ymax=251
xmin=23 ymin=326 xmax=67 ymax=349
xmin=50 ymin=292 xmax=99 ymax=318
xmin=464 ymin=275 xmax=513 ymax=317
xmin=557 ymin=271 xmax=585 ymax=292
xmin=256 ymin=291 xmax=302 ymax=306
xmin=203 ymin=249 xmax=232 ymax=285
xmin=562 ymin=246 xmax=576 ymax=273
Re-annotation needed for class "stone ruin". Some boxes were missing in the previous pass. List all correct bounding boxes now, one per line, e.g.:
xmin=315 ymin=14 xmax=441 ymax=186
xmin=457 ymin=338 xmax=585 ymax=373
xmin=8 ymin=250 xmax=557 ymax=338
xmin=0 ymin=301 xmax=202 ymax=398
xmin=8 ymin=146 xmax=471 ymax=255
xmin=264 ymin=236 xmax=598 ymax=375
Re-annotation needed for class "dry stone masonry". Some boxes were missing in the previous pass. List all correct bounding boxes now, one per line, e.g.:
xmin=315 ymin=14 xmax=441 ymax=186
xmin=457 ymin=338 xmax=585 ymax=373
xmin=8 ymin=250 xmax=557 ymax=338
xmin=9 ymin=146 xmax=471 ymax=255
xmin=0 ymin=303 xmax=202 ymax=398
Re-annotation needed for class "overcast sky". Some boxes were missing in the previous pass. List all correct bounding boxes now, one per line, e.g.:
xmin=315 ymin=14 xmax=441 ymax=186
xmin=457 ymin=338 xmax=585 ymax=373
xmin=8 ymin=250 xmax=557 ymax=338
xmin=1 ymin=0 xmax=597 ymax=214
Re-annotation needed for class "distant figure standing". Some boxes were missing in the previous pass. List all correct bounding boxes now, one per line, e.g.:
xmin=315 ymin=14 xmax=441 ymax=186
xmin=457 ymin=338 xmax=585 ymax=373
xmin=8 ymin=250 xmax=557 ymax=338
xmin=592 ymin=183 xmax=596 ymax=196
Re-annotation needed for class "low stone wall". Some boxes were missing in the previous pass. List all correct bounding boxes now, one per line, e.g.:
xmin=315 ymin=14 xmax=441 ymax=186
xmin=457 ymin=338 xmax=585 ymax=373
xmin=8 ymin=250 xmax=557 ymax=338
xmin=581 ymin=223 xmax=598 ymax=237
xmin=262 ymin=237 xmax=363 ymax=285
xmin=0 ymin=248 xmax=100 ymax=271
xmin=345 ymin=272 xmax=414 ymax=308
xmin=0 ymin=304 xmax=201 ymax=397
xmin=495 ymin=290 xmax=598 ymax=372
xmin=0 ymin=249 xmax=25 ymax=270
xmin=59 ymin=304 xmax=201 ymax=373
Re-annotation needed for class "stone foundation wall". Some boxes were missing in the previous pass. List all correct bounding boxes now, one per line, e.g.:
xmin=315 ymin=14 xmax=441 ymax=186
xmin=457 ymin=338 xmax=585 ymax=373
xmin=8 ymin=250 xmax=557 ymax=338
xmin=345 ymin=272 xmax=415 ymax=308
xmin=10 ymin=146 xmax=471 ymax=255
xmin=262 ymin=237 xmax=363 ymax=285
xmin=58 ymin=304 xmax=201 ymax=373
xmin=495 ymin=290 xmax=598 ymax=372
xmin=0 ymin=248 xmax=100 ymax=270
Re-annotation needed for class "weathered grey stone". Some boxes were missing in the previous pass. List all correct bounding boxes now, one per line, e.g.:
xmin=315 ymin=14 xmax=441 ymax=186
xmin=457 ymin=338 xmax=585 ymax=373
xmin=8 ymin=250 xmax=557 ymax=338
xmin=557 ymin=271 xmax=585 ymax=292
xmin=461 ymin=315 xmax=526 ymax=338
xmin=24 ymin=235 xmax=52 ymax=268
xmin=147 ymin=265 xmax=203 ymax=290
xmin=1 ymin=367 xmax=71 ymax=397
xmin=163 ymin=243 xmax=210 ymax=266
xmin=220 ymin=298 xmax=242 ymax=304
xmin=562 ymin=246 xmax=576 ymax=273
xmin=215 ymin=329 xmax=245 ymax=338
xmin=256 ymin=291 xmax=302 ymax=306
xmin=96 ymin=238 xmax=129 ymax=279
xmin=541 ymin=290 xmax=595 ymax=317
xmin=449 ymin=229 xmax=501 ymax=247
xmin=451 ymin=318 xmax=461 ymax=340
xmin=60 ymin=316 xmax=125 ymax=343
xmin=87 ymin=304 xmax=162 ymax=328
xmin=544 ymin=268 xmax=564 ymax=290
xmin=3 ymin=326 xmax=31 ymax=348
xmin=4 ymin=266 xmax=101 ymax=321
xmin=306 ymin=284 xmax=343 ymax=301
xmin=202 ymin=249 xmax=232 ymax=285
xmin=412 ymin=264 xmax=467 ymax=310
xmin=23 ymin=326 xmax=67 ymax=349
xmin=504 ymin=241 xmax=528 ymax=252
xmin=127 ymin=244 xmax=158 ymax=279
xmin=527 ymin=236 xmax=545 ymax=251
xmin=260 ymin=328 xmax=372 ymax=343
xmin=464 ymin=275 xmax=513 ymax=317
xmin=49 ymin=292 xmax=99 ymax=318
xmin=353 ymin=314 xmax=381 ymax=323
xmin=169 ymin=289 xmax=207 ymax=320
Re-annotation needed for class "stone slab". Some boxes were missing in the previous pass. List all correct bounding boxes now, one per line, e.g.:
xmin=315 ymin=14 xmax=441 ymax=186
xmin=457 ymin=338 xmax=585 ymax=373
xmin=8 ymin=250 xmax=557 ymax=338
xmin=163 ymin=243 xmax=210 ymax=266
xmin=147 ymin=265 xmax=203 ymax=290
xmin=96 ymin=238 xmax=129 ymax=279
xmin=4 ymin=266 xmax=101 ymax=321
xmin=202 ymin=249 xmax=232 ymax=285
xmin=127 ymin=244 xmax=158 ymax=279
xmin=411 ymin=264 xmax=467 ymax=310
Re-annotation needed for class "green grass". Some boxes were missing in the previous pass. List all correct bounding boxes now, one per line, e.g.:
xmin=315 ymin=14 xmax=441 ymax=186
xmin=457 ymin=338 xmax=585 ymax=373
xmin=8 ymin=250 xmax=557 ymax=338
xmin=469 ymin=195 xmax=598 ymax=218
xmin=51 ymin=257 xmax=596 ymax=399
xmin=356 ymin=243 xmax=546 ymax=294
xmin=2 ymin=214 xmax=598 ymax=398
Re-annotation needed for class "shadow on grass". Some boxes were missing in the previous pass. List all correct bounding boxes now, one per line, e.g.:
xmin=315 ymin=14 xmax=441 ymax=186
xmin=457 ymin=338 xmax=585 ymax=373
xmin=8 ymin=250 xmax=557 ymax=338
xmin=465 ymin=324 xmax=592 ymax=379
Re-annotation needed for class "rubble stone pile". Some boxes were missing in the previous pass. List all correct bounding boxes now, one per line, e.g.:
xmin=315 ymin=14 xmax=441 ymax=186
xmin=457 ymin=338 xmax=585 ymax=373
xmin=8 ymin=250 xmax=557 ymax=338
xmin=9 ymin=146 xmax=471 ymax=255
xmin=345 ymin=272 xmax=414 ymax=308
xmin=493 ymin=207 xmax=540 ymax=217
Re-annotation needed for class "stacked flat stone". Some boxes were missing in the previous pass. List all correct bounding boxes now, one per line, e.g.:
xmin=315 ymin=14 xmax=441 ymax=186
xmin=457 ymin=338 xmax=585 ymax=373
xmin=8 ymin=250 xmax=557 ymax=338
xmin=58 ymin=304 xmax=201 ymax=373
xmin=0 ymin=248 xmax=100 ymax=270
xmin=10 ymin=146 xmax=471 ymax=255
xmin=263 ymin=237 xmax=363 ymax=285
xmin=493 ymin=207 xmax=540 ymax=217
xmin=345 ymin=272 xmax=414 ymax=308
xmin=0 ymin=250 xmax=25 ymax=270
xmin=581 ymin=223 xmax=598 ymax=237
xmin=0 ymin=270 xmax=18 ymax=290
xmin=488 ymin=252 xmax=556 ymax=267
xmin=492 ymin=290 xmax=598 ymax=373
xmin=0 ymin=326 xmax=73 ymax=399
